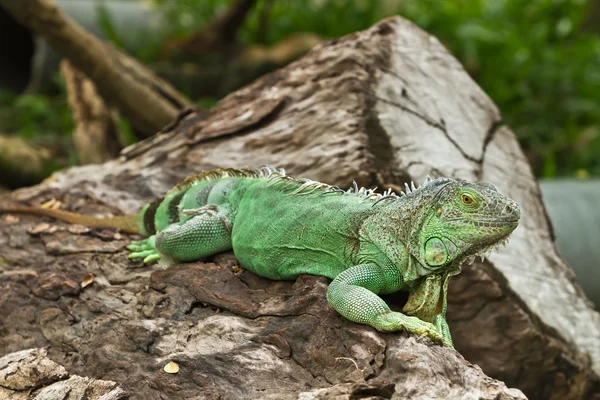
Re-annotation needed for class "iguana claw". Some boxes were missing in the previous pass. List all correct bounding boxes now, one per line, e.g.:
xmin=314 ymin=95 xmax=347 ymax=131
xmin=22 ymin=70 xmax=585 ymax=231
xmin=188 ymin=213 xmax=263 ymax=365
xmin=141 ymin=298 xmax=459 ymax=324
xmin=373 ymin=311 xmax=449 ymax=346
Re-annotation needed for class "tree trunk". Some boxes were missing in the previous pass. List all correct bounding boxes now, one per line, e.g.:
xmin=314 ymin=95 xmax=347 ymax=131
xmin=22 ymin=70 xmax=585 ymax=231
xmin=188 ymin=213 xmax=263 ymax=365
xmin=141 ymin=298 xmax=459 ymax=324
xmin=60 ymin=60 xmax=122 ymax=164
xmin=1 ymin=16 xmax=598 ymax=400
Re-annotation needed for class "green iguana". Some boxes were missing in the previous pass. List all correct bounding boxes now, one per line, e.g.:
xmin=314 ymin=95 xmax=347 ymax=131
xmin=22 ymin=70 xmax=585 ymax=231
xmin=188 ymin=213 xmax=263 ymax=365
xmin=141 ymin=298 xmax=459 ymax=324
xmin=1 ymin=167 xmax=520 ymax=347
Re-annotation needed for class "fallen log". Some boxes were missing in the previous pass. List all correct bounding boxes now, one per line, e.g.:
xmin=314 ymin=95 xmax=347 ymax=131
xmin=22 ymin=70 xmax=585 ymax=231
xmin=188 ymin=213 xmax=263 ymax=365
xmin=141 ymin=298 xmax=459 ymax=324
xmin=1 ymin=16 xmax=598 ymax=399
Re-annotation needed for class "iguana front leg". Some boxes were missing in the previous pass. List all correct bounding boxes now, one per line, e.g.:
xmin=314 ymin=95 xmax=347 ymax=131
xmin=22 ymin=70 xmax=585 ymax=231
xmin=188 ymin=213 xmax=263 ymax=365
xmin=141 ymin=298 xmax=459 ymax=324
xmin=433 ymin=314 xmax=452 ymax=348
xmin=404 ymin=274 xmax=454 ymax=347
xmin=435 ymin=273 xmax=454 ymax=348
xmin=326 ymin=264 xmax=446 ymax=345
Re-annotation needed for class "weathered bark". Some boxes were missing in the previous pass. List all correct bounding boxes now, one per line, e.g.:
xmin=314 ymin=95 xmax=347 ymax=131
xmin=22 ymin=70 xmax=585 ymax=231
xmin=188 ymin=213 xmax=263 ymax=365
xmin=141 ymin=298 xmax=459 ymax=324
xmin=60 ymin=60 xmax=121 ymax=164
xmin=0 ymin=348 xmax=126 ymax=399
xmin=1 ymin=16 xmax=598 ymax=399
xmin=0 ymin=0 xmax=192 ymax=137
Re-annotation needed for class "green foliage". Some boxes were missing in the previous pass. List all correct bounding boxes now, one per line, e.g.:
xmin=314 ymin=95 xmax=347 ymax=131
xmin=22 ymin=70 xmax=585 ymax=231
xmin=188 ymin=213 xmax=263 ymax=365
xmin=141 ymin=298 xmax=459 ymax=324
xmin=115 ymin=117 xmax=138 ymax=148
xmin=240 ymin=0 xmax=385 ymax=44
xmin=0 ymin=86 xmax=73 ymax=186
xmin=196 ymin=97 xmax=219 ymax=109
xmin=96 ymin=2 xmax=126 ymax=49
xmin=152 ymin=0 xmax=388 ymax=45
xmin=151 ymin=0 xmax=225 ymax=38
xmin=0 ymin=88 xmax=73 ymax=140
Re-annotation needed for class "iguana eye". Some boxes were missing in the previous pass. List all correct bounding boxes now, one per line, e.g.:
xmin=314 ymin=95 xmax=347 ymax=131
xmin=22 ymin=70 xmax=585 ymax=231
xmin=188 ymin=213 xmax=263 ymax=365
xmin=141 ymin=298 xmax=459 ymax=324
xmin=461 ymin=194 xmax=473 ymax=205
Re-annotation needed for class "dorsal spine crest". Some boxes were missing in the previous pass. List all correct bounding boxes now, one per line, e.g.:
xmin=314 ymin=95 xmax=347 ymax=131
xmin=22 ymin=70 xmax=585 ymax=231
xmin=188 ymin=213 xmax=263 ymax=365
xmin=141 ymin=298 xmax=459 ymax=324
xmin=171 ymin=166 xmax=451 ymax=205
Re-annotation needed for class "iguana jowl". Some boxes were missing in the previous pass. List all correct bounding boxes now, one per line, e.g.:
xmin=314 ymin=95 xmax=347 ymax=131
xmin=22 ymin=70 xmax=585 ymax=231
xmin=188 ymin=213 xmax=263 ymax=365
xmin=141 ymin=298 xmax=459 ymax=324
xmin=2 ymin=167 xmax=520 ymax=347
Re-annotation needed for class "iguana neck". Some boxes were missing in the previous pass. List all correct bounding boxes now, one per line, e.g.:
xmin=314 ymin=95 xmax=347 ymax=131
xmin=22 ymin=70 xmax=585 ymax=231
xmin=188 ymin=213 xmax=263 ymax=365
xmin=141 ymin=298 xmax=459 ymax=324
xmin=359 ymin=193 xmax=436 ymax=284
xmin=368 ymin=189 xmax=437 ymax=252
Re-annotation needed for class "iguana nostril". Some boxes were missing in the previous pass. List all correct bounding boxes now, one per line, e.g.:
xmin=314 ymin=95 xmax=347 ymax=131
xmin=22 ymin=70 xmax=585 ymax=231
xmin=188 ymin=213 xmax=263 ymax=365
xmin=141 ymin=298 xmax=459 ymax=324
xmin=505 ymin=202 xmax=521 ymax=219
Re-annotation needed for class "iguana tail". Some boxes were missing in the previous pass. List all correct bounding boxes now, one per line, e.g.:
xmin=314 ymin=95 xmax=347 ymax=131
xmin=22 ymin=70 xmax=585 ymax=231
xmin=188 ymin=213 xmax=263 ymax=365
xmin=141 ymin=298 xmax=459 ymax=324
xmin=0 ymin=206 xmax=143 ymax=234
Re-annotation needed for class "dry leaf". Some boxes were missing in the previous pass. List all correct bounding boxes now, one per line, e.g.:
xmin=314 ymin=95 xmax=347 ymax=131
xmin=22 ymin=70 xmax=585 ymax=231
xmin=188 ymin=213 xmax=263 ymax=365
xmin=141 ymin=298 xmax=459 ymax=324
xmin=43 ymin=175 xmax=58 ymax=183
xmin=163 ymin=361 xmax=179 ymax=374
xmin=40 ymin=199 xmax=58 ymax=209
xmin=68 ymin=225 xmax=90 ymax=234
xmin=28 ymin=223 xmax=51 ymax=234
xmin=4 ymin=215 xmax=19 ymax=224
xmin=81 ymin=273 xmax=95 ymax=288
xmin=94 ymin=229 xmax=123 ymax=240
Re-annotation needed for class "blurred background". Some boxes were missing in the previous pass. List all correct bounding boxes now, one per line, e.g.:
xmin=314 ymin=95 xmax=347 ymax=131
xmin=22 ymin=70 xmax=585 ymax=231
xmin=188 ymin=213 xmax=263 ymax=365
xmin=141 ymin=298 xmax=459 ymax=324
xmin=0 ymin=0 xmax=599 ymax=304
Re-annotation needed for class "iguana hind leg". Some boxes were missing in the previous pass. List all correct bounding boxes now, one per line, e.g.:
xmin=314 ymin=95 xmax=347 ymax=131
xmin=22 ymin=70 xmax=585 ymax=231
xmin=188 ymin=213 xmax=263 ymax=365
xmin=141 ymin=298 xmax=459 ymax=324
xmin=327 ymin=263 xmax=448 ymax=346
xmin=155 ymin=205 xmax=232 ymax=264
xmin=128 ymin=205 xmax=232 ymax=266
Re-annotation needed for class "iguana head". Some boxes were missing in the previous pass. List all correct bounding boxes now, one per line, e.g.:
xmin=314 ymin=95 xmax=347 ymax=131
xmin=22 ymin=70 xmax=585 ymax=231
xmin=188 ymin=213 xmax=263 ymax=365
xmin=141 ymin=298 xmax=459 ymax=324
xmin=394 ymin=178 xmax=519 ymax=326
xmin=412 ymin=178 xmax=520 ymax=273
xmin=370 ymin=176 xmax=519 ymax=328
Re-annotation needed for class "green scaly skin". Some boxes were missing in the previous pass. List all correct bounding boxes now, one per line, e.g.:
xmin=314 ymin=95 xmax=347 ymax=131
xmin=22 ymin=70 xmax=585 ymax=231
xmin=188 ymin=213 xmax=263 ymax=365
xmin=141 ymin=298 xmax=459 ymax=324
xmin=1 ymin=167 xmax=520 ymax=347
xmin=125 ymin=167 xmax=520 ymax=347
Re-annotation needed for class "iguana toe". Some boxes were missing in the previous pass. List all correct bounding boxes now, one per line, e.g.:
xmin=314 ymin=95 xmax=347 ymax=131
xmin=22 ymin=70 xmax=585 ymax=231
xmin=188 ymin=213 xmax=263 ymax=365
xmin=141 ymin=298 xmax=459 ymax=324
xmin=126 ymin=243 xmax=144 ymax=251
xmin=143 ymin=254 xmax=161 ymax=264
xmin=127 ymin=236 xmax=156 ymax=251
xmin=128 ymin=250 xmax=155 ymax=259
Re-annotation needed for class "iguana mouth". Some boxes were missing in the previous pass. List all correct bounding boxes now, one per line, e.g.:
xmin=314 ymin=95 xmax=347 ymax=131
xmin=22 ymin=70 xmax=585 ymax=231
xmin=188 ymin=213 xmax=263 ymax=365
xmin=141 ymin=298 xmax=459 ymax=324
xmin=475 ymin=218 xmax=519 ymax=223
xmin=448 ymin=217 xmax=519 ymax=225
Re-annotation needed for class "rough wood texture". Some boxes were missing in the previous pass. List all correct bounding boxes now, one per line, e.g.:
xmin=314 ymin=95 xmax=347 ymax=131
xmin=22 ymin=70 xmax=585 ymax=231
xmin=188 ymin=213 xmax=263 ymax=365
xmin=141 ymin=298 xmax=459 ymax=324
xmin=0 ymin=0 xmax=192 ymax=137
xmin=61 ymin=60 xmax=121 ymax=164
xmin=0 ymin=348 xmax=126 ymax=399
xmin=1 ymin=16 xmax=598 ymax=399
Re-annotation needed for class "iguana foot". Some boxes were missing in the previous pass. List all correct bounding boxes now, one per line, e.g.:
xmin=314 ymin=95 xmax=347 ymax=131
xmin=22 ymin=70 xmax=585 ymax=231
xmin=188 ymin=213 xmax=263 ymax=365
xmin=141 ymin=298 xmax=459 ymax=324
xmin=127 ymin=236 xmax=161 ymax=263
xmin=373 ymin=311 xmax=451 ymax=347
xmin=433 ymin=314 xmax=454 ymax=348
